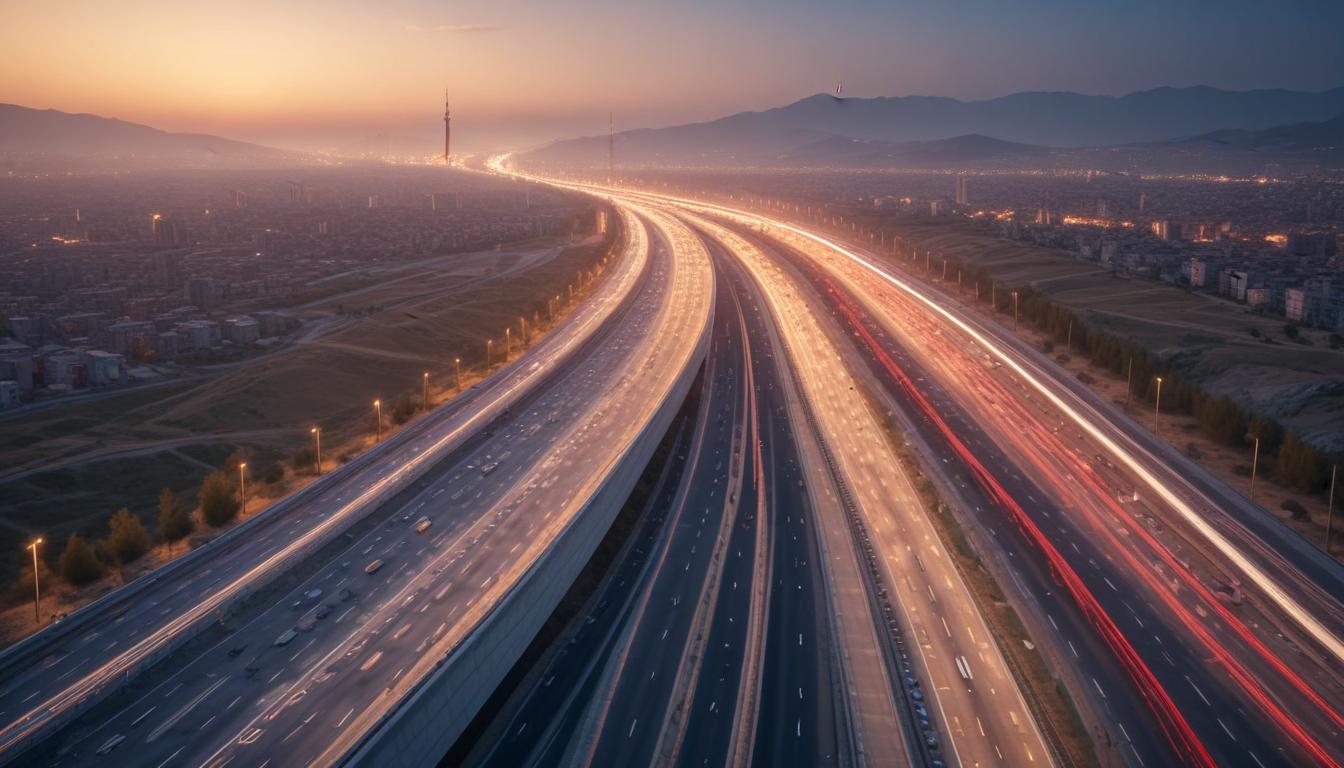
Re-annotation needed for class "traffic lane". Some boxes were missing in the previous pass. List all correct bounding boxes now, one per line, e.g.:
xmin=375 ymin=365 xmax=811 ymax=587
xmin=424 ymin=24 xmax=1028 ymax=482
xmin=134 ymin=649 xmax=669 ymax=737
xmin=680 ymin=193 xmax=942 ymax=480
xmin=816 ymin=270 xmax=1297 ymax=767
xmin=0 ymin=207 xmax=654 ymax=737
xmin=40 ymin=214 xmax=682 ymax=767
xmin=49 ymin=355 xmax=657 ymax=768
xmin=824 ymin=258 xmax=1344 ymax=762
xmin=474 ymin=388 xmax=699 ymax=768
xmin=585 ymin=258 xmax=746 ymax=768
xmin=208 ymin=208 xmax=710 ymax=767
xmin=735 ymin=265 xmax=840 ymax=767
xmin=726 ymin=219 xmax=1046 ymax=768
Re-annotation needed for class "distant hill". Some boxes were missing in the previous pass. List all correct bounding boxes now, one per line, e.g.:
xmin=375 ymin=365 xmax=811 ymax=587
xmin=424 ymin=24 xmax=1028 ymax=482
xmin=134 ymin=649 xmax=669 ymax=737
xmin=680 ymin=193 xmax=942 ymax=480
xmin=780 ymin=133 xmax=1048 ymax=168
xmin=0 ymin=104 xmax=294 ymax=169
xmin=523 ymin=85 xmax=1344 ymax=169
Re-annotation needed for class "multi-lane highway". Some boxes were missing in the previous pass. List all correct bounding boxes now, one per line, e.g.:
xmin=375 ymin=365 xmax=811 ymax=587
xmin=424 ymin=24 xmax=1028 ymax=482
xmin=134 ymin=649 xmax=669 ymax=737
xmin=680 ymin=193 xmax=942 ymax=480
xmin=5 ymin=152 xmax=1343 ymax=768
xmin=487 ymin=157 xmax=1344 ymax=767
xmin=0 ymin=203 xmax=712 ymax=766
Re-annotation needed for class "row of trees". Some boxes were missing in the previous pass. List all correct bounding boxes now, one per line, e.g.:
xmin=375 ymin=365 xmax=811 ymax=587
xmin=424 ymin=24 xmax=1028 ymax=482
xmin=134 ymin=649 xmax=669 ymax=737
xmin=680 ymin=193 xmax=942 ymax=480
xmin=926 ymin=253 xmax=1341 ymax=495
xmin=55 ymin=467 xmax=242 ymax=587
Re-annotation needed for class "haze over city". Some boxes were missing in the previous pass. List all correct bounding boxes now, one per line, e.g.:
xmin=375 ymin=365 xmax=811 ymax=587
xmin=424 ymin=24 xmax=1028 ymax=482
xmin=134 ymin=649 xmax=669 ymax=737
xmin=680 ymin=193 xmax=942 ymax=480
xmin=2 ymin=2 xmax=1344 ymax=768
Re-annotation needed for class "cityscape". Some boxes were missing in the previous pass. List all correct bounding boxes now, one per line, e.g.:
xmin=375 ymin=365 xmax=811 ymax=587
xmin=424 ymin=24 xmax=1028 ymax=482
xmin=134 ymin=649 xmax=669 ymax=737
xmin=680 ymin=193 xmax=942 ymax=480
xmin=1 ymin=2 xmax=1343 ymax=767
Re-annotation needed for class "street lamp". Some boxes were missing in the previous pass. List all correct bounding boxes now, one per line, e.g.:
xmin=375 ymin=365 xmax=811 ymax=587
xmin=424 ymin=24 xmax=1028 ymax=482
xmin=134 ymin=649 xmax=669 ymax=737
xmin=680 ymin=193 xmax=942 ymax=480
xmin=505 ymin=327 xmax=512 ymax=357
xmin=1327 ymin=465 xmax=1339 ymax=553
xmin=1011 ymin=291 xmax=1019 ymax=332
xmin=454 ymin=357 xmax=462 ymax=390
xmin=487 ymin=339 xmax=494 ymax=368
xmin=1125 ymin=356 xmax=1134 ymax=407
xmin=1249 ymin=437 xmax=1260 ymax=503
xmin=311 ymin=427 xmax=322 ymax=475
xmin=26 ymin=538 xmax=42 ymax=624
xmin=1153 ymin=377 xmax=1164 ymax=435
xmin=239 ymin=462 xmax=247 ymax=516
xmin=422 ymin=372 xmax=430 ymax=411
xmin=373 ymin=399 xmax=383 ymax=442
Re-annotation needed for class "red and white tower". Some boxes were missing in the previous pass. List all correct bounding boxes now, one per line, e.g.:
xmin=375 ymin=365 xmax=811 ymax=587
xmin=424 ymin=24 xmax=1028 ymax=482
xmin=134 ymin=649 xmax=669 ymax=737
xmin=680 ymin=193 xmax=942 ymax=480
xmin=443 ymin=91 xmax=451 ymax=164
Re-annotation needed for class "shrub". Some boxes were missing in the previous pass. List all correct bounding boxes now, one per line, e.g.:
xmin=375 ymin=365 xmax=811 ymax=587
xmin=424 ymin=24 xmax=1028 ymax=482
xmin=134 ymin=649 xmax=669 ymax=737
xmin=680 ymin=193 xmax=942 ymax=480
xmin=105 ymin=508 xmax=149 ymax=564
xmin=292 ymin=445 xmax=317 ymax=474
xmin=158 ymin=487 xmax=194 ymax=543
xmin=200 ymin=470 xmax=240 ymax=527
xmin=1284 ymin=323 xmax=1300 ymax=340
xmin=255 ymin=462 xmax=285 ymax=485
xmin=59 ymin=536 xmax=103 ymax=585
xmin=1281 ymin=498 xmax=1309 ymax=521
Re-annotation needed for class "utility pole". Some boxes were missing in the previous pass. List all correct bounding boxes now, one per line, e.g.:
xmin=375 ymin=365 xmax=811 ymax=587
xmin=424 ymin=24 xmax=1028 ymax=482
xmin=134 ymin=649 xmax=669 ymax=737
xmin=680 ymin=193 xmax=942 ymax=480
xmin=27 ymin=538 xmax=42 ymax=624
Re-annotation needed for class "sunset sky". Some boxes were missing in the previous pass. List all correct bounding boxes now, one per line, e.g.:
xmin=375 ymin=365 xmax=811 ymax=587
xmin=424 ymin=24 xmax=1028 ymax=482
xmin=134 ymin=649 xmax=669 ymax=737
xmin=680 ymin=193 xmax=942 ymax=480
xmin=3 ymin=0 xmax=1341 ymax=153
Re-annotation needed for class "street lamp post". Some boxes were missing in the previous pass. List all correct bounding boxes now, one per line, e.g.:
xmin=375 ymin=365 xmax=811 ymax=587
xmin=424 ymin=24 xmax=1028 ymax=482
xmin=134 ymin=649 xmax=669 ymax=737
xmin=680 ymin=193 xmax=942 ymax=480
xmin=26 ymin=538 xmax=42 ymax=624
xmin=423 ymin=372 xmax=429 ymax=411
xmin=487 ymin=339 xmax=494 ymax=368
xmin=505 ymin=327 xmax=512 ymax=358
xmin=239 ymin=462 xmax=247 ymax=515
xmin=373 ymin=399 xmax=383 ymax=442
xmin=454 ymin=357 xmax=462 ymax=390
xmin=1153 ymin=377 xmax=1164 ymax=435
xmin=311 ymin=427 xmax=322 ymax=475
xmin=1328 ymin=465 xmax=1339 ymax=552
xmin=1011 ymin=291 xmax=1019 ymax=332
xmin=1126 ymin=356 xmax=1134 ymax=407
xmin=1249 ymin=438 xmax=1260 ymax=503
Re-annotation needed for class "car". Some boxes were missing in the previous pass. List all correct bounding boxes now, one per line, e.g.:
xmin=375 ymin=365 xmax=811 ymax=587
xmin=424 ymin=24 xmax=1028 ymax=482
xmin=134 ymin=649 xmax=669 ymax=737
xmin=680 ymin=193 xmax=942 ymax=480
xmin=274 ymin=629 xmax=298 ymax=647
xmin=365 ymin=559 xmax=384 ymax=574
xmin=415 ymin=517 xmax=433 ymax=533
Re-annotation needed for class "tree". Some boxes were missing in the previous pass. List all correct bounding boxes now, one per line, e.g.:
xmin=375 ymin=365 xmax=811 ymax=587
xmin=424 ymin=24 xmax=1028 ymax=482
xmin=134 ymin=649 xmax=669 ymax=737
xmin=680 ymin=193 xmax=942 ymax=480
xmin=1277 ymin=432 xmax=1326 ymax=493
xmin=59 ymin=536 xmax=103 ymax=585
xmin=1330 ymin=333 xmax=1343 ymax=351
xmin=200 ymin=470 xmax=240 ymax=527
xmin=1284 ymin=323 xmax=1300 ymax=340
xmin=158 ymin=487 xmax=194 ymax=543
xmin=389 ymin=393 xmax=416 ymax=425
xmin=105 ymin=508 xmax=149 ymax=564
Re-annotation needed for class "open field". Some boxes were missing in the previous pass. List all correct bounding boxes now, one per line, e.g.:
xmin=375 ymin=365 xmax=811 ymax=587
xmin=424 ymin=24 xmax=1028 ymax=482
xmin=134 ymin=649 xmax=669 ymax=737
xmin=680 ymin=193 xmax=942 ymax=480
xmin=0 ymin=229 xmax=615 ymax=622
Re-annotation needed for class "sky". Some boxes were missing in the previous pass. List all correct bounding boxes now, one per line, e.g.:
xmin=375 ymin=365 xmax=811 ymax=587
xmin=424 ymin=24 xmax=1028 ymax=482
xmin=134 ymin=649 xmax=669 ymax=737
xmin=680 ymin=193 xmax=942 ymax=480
xmin=2 ymin=0 xmax=1342 ymax=154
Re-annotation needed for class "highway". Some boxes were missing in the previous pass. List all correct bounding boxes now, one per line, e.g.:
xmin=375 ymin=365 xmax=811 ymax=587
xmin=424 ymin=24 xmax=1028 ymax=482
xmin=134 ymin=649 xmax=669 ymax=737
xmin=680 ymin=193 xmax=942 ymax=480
xmin=496 ymin=157 xmax=1344 ymax=766
xmin=746 ymin=213 xmax=1344 ymax=766
xmin=478 ymin=228 xmax=851 ymax=768
xmin=0 ymin=203 xmax=713 ymax=766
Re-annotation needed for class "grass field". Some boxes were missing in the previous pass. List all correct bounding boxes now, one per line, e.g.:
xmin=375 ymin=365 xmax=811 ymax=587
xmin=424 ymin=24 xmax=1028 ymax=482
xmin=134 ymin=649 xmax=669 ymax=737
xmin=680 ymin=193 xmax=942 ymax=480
xmin=0 ymin=229 xmax=615 ymax=615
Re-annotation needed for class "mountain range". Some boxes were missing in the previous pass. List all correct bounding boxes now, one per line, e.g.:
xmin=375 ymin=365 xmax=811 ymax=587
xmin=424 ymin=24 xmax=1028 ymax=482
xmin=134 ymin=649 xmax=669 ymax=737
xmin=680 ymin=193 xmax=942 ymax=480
xmin=0 ymin=104 xmax=294 ymax=169
xmin=523 ymin=86 xmax=1344 ymax=172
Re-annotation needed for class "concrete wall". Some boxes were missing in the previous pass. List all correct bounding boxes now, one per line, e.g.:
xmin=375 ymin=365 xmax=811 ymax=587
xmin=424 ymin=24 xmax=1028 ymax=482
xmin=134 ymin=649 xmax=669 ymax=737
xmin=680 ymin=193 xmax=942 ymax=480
xmin=342 ymin=311 xmax=712 ymax=768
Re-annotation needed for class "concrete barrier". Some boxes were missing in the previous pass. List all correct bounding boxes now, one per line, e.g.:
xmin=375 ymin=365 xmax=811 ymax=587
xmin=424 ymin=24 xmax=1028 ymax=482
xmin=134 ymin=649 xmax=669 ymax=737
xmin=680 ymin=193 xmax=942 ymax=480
xmin=342 ymin=300 xmax=712 ymax=768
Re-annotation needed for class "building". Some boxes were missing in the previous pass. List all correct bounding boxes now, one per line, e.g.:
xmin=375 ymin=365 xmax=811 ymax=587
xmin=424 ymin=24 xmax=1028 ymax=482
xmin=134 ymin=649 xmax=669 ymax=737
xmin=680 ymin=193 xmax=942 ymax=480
xmin=105 ymin=320 xmax=156 ymax=358
xmin=954 ymin=175 xmax=969 ymax=206
xmin=1153 ymin=220 xmax=1182 ymax=241
xmin=84 ymin=350 xmax=123 ymax=386
xmin=223 ymin=317 xmax=260 ymax=346
xmin=0 ymin=380 xmax=18 ymax=409
xmin=175 ymin=319 xmax=221 ymax=352
xmin=1189 ymin=258 xmax=1209 ymax=288
xmin=187 ymin=277 xmax=222 ymax=312
xmin=1246 ymin=287 xmax=1270 ymax=308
